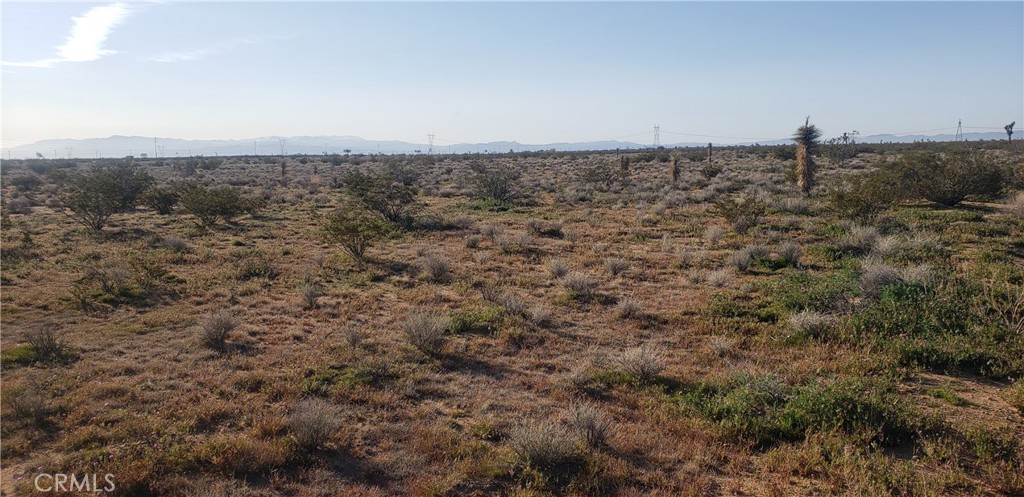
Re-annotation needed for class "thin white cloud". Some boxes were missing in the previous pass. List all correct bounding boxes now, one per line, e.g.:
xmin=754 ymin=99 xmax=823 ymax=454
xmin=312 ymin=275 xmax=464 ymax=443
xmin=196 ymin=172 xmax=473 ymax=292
xmin=144 ymin=36 xmax=282 ymax=63
xmin=1 ymin=3 xmax=132 ymax=68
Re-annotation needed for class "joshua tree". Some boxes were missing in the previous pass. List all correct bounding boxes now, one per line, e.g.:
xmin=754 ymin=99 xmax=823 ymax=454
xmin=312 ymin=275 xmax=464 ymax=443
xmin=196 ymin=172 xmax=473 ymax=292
xmin=1006 ymin=122 xmax=1015 ymax=143
xmin=793 ymin=116 xmax=822 ymax=195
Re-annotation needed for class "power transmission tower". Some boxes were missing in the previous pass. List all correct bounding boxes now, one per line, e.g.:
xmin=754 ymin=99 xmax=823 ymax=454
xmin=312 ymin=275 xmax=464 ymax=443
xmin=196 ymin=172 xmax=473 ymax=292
xmin=653 ymin=125 xmax=661 ymax=148
xmin=955 ymin=120 xmax=963 ymax=141
xmin=427 ymin=133 xmax=435 ymax=155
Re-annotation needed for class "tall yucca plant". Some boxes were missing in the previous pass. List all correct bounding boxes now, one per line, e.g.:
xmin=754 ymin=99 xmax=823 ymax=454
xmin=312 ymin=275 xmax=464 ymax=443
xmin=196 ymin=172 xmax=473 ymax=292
xmin=793 ymin=116 xmax=822 ymax=195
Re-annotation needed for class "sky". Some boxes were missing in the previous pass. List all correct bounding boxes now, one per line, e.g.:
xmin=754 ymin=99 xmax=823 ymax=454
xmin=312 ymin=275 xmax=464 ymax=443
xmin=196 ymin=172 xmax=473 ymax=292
xmin=2 ymin=1 xmax=1022 ymax=149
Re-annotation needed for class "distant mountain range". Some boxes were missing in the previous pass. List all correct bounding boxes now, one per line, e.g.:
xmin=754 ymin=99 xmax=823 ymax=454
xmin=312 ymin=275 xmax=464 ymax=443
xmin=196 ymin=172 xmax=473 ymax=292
xmin=1 ymin=132 xmax=1010 ymax=160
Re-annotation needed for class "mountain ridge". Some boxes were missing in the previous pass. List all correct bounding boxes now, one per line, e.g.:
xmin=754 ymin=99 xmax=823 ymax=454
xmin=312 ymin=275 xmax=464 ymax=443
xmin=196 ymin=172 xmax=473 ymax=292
xmin=1 ymin=132 xmax=1009 ymax=159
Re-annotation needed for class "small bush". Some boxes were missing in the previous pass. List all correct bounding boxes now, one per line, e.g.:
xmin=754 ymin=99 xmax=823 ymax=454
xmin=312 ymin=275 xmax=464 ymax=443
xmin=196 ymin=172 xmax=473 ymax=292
xmin=568 ymin=402 xmax=612 ymax=449
xmin=706 ymin=269 xmax=730 ymax=288
xmin=859 ymin=260 xmax=902 ymax=298
xmin=163 ymin=236 xmax=191 ymax=254
xmin=320 ymin=206 xmax=392 ymax=266
xmin=299 ymin=280 xmax=325 ymax=309
xmin=605 ymin=257 xmax=629 ymax=276
xmin=178 ymin=183 xmax=256 ymax=227
xmin=562 ymin=272 xmax=598 ymax=300
xmin=342 ymin=170 xmax=421 ymax=227
xmin=141 ymin=186 xmax=179 ymax=215
xmin=777 ymin=241 xmax=803 ymax=268
xmin=546 ymin=258 xmax=570 ymax=279
xmin=419 ymin=254 xmax=452 ymax=283
xmin=469 ymin=162 xmax=527 ymax=204
xmin=786 ymin=311 xmax=833 ymax=340
xmin=201 ymin=312 xmax=238 ymax=349
xmin=616 ymin=298 xmax=642 ymax=319
xmin=403 ymin=312 xmax=448 ymax=355
xmin=289 ymin=398 xmax=341 ymax=449
xmin=507 ymin=420 xmax=581 ymax=469
xmin=2 ymin=383 xmax=48 ymax=426
xmin=901 ymin=147 xmax=1006 ymax=206
xmin=727 ymin=250 xmax=753 ymax=272
xmin=714 ymin=197 xmax=766 ymax=234
xmin=24 ymin=327 xmax=70 ymax=363
xmin=616 ymin=346 xmax=665 ymax=382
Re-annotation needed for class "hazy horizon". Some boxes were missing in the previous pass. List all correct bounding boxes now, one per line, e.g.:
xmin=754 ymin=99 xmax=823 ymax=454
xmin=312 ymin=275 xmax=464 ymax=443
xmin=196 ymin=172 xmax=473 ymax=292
xmin=2 ymin=1 xmax=1021 ymax=149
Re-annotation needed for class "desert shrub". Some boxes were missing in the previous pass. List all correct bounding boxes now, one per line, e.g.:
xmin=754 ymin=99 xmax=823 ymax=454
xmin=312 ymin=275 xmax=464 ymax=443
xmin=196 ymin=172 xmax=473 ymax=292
xmin=605 ymin=257 xmax=629 ymax=276
xmin=615 ymin=298 xmax=642 ymax=319
xmin=234 ymin=249 xmax=279 ymax=280
xmin=162 ymin=236 xmax=191 ymax=254
xmin=419 ymin=254 xmax=451 ymax=283
xmin=289 ymin=398 xmax=341 ymax=449
xmin=2 ymin=383 xmax=48 ymax=426
xmin=478 ymin=223 xmax=505 ymax=244
xmin=403 ymin=312 xmax=448 ymax=355
xmin=108 ymin=162 xmax=155 ymax=209
xmin=821 ymin=131 xmax=860 ymax=167
xmin=341 ymin=170 xmax=421 ymax=227
xmin=8 ymin=174 xmax=43 ymax=192
xmin=706 ymin=269 xmax=730 ymax=288
xmin=507 ymin=420 xmax=581 ymax=469
xmin=141 ymin=186 xmax=179 ymax=215
xmin=201 ymin=312 xmax=238 ymax=349
xmin=702 ymin=162 xmax=724 ymax=179
xmin=469 ymin=161 xmax=527 ymax=204
xmin=786 ymin=311 xmax=833 ymax=341
xmin=568 ymin=402 xmax=612 ymax=449
xmin=831 ymin=225 xmax=879 ymax=259
xmin=320 ymin=206 xmax=391 ymax=266
xmin=1004 ymin=191 xmax=1024 ymax=216
xmin=616 ymin=346 xmax=664 ymax=382
xmin=777 ymin=241 xmax=803 ymax=268
xmin=546 ymin=258 xmax=570 ymax=279
xmin=859 ymin=260 xmax=902 ymax=298
xmin=178 ymin=183 xmax=255 ymax=227
xmin=714 ymin=197 xmax=766 ymax=234
xmin=727 ymin=249 xmax=753 ymax=272
xmin=827 ymin=166 xmax=907 ymax=221
xmin=562 ymin=272 xmax=598 ymax=301
xmin=898 ymin=147 xmax=1006 ymax=206
xmin=299 ymin=279 xmax=324 ymax=309
xmin=24 ymin=327 xmax=71 ymax=363
xmin=58 ymin=166 xmax=122 ymax=232
xmin=774 ymin=197 xmax=809 ymax=215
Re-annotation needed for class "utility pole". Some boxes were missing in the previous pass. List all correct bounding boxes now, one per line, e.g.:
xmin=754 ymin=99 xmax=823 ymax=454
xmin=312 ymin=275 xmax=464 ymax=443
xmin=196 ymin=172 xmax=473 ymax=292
xmin=653 ymin=125 xmax=661 ymax=148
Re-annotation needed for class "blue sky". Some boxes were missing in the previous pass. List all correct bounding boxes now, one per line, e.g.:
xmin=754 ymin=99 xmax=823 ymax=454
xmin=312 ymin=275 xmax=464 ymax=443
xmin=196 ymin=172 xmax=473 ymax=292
xmin=2 ymin=1 xmax=1022 ymax=148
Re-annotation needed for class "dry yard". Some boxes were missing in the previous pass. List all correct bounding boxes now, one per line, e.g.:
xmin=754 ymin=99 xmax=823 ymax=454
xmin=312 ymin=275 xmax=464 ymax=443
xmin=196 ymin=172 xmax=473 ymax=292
xmin=2 ymin=144 xmax=1023 ymax=496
